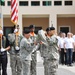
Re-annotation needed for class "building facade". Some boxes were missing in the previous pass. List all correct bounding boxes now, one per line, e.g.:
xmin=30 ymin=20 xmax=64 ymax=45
xmin=0 ymin=0 xmax=75 ymax=35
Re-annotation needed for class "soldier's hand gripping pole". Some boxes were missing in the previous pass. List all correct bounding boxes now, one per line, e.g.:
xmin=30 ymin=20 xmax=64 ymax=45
xmin=15 ymin=24 xmax=19 ymax=46
xmin=14 ymin=24 xmax=20 ymax=51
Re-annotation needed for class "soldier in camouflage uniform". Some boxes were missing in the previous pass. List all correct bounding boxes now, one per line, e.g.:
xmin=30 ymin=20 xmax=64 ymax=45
xmin=8 ymin=25 xmax=23 ymax=75
xmin=20 ymin=29 xmax=38 ymax=75
xmin=40 ymin=27 xmax=59 ymax=75
xmin=29 ymin=25 xmax=37 ymax=75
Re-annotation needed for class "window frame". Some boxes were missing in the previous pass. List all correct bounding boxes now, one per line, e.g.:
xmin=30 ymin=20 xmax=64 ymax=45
xmin=64 ymin=1 xmax=73 ymax=6
xmin=0 ymin=1 xmax=5 ymax=6
xmin=42 ymin=1 xmax=52 ymax=6
xmin=31 ymin=1 xmax=40 ymax=6
xmin=59 ymin=26 xmax=71 ymax=34
xmin=7 ymin=1 xmax=11 ymax=6
xmin=19 ymin=1 xmax=29 ymax=6
xmin=54 ymin=1 xmax=62 ymax=6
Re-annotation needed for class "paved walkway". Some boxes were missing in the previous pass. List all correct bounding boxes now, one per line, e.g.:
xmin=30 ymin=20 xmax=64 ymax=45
xmin=7 ymin=52 xmax=75 ymax=75
xmin=37 ymin=62 xmax=75 ymax=75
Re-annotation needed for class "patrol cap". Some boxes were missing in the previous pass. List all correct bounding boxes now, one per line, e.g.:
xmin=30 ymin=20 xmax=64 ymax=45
xmin=50 ymin=27 xmax=55 ymax=31
xmin=23 ymin=29 xmax=30 ymax=34
xmin=13 ymin=25 xmax=19 ymax=29
xmin=29 ymin=24 xmax=35 ymax=29
xmin=46 ymin=27 xmax=51 ymax=32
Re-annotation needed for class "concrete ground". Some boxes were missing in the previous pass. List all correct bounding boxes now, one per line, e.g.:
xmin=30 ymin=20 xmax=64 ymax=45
xmin=37 ymin=62 xmax=75 ymax=75
xmin=7 ymin=51 xmax=75 ymax=75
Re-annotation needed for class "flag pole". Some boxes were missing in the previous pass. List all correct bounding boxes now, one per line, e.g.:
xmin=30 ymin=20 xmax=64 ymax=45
xmin=15 ymin=0 xmax=18 ymax=47
xmin=11 ymin=0 xmax=18 ymax=47
xmin=0 ymin=1 xmax=3 ymax=48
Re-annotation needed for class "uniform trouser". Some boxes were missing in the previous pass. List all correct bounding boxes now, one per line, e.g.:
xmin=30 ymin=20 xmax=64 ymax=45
xmin=31 ymin=52 xmax=36 ymax=75
xmin=60 ymin=48 xmax=65 ymax=64
xmin=72 ymin=51 xmax=75 ymax=62
xmin=22 ymin=60 xmax=31 ymax=75
xmin=43 ymin=58 xmax=58 ymax=75
xmin=0 ymin=54 xmax=7 ymax=75
xmin=10 ymin=54 xmax=22 ymax=75
xmin=66 ymin=49 xmax=73 ymax=65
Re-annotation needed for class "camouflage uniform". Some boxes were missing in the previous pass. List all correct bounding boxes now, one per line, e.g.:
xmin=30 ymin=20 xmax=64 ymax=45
xmin=8 ymin=33 xmax=23 ymax=75
xmin=20 ymin=37 xmax=36 ymax=75
xmin=30 ymin=34 xmax=37 ymax=75
xmin=40 ymin=35 xmax=59 ymax=75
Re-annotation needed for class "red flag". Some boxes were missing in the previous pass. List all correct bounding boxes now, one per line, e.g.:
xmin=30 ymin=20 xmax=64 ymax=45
xmin=11 ymin=0 xmax=18 ymax=25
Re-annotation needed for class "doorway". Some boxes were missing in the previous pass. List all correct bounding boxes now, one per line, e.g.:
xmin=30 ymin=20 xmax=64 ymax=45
xmin=4 ymin=27 xmax=14 ymax=47
xmin=59 ymin=26 xmax=70 ymax=34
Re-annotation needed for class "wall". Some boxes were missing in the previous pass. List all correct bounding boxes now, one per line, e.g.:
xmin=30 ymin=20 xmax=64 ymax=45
xmin=3 ymin=18 xmax=13 ymax=27
xmin=57 ymin=17 xmax=75 ymax=34
xmin=23 ymin=18 xmax=49 ymax=30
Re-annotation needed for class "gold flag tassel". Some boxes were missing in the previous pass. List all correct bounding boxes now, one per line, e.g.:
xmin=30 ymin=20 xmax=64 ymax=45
xmin=15 ymin=24 xmax=19 ymax=47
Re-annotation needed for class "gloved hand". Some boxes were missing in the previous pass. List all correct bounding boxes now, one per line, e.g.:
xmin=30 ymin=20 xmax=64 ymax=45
xmin=0 ymin=30 xmax=3 ymax=35
xmin=15 ymin=46 xmax=20 ymax=50
xmin=32 ymin=44 xmax=39 ymax=53
xmin=14 ymin=29 xmax=18 ymax=33
xmin=1 ymin=48 xmax=6 ymax=52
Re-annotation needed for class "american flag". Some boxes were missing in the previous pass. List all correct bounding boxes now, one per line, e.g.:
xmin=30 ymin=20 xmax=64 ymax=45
xmin=11 ymin=0 xmax=18 ymax=25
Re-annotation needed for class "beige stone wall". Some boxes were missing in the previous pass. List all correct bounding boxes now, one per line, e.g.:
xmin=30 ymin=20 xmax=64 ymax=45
xmin=3 ymin=18 xmax=14 ymax=27
xmin=23 ymin=18 xmax=49 ymax=30
xmin=3 ymin=17 xmax=75 ymax=34
xmin=3 ymin=17 xmax=49 ymax=30
xmin=57 ymin=17 xmax=75 ymax=34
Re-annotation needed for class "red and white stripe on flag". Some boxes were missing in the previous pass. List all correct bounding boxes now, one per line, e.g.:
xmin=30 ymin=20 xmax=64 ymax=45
xmin=11 ymin=0 xmax=18 ymax=25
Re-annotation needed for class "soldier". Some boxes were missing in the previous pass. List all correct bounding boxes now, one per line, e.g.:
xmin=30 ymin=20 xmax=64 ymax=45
xmin=29 ymin=25 xmax=37 ymax=75
xmin=0 ymin=27 xmax=10 ymax=75
xmin=8 ymin=25 xmax=22 ymax=75
xmin=40 ymin=27 xmax=59 ymax=75
xmin=20 ymin=29 xmax=38 ymax=75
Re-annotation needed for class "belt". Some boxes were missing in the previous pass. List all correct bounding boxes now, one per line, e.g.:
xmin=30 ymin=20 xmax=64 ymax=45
xmin=0 ymin=51 xmax=7 ymax=55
